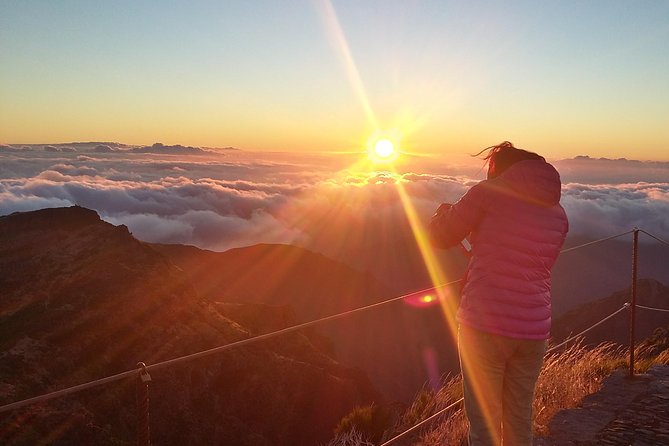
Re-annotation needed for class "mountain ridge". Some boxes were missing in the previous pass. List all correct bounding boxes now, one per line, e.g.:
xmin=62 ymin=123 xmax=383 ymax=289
xmin=552 ymin=278 xmax=669 ymax=346
xmin=0 ymin=206 xmax=379 ymax=445
xmin=152 ymin=240 xmax=463 ymax=402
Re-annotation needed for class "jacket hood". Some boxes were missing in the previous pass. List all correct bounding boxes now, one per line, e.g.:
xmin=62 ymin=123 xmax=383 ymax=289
xmin=497 ymin=159 xmax=562 ymax=206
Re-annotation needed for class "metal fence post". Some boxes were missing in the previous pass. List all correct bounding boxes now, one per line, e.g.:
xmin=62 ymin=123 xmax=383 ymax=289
xmin=628 ymin=228 xmax=639 ymax=378
xmin=137 ymin=362 xmax=152 ymax=446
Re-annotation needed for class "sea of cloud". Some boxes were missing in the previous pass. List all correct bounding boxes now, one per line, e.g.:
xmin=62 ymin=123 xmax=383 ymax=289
xmin=1 ymin=145 xmax=667 ymax=261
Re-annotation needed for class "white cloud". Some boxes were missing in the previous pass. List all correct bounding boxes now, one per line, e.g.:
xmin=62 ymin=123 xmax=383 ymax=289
xmin=554 ymin=157 xmax=669 ymax=184
xmin=561 ymin=182 xmax=669 ymax=237
xmin=1 ymin=149 xmax=668 ymax=260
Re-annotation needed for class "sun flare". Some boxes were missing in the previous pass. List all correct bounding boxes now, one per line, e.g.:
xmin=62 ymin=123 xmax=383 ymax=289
xmin=367 ymin=134 xmax=400 ymax=163
xmin=374 ymin=138 xmax=395 ymax=158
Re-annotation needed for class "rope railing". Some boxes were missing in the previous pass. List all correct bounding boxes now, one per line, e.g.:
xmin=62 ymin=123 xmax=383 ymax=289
xmin=0 ymin=370 xmax=142 ymax=415
xmin=379 ymin=397 xmax=464 ymax=446
xmin=545 ymin=303 xmax=630 ymax=355
xmin=637 ymin=304 xmax=669 ymax=313
xmin=379 ymin=302 xmax=632 ymax=446
xmin=146 ymin=281 xmax=463 ymax=374
xmin=639 ymin=229 xmax=669 ymax=247
xmin=381 ymin=227 xmax=669 ymax=445
xmin=1 ymin=227 xmax=668 ymax=444
xmin=559 ymin=229 xmax=635 ymax=254
xmin=0 ymin=280 xmax=464 ymax=414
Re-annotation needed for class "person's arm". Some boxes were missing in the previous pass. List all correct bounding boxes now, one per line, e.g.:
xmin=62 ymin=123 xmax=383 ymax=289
xmin=429 ymin=183 xmax=487 ymax=249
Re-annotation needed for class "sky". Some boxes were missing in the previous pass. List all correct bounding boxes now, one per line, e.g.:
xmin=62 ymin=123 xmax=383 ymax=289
xmin=1 ymin=0 xmax=668 ymax=159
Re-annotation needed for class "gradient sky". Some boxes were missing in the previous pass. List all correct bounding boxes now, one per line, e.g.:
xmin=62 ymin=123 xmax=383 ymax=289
xmin=1 ymin=1 xmax=668 ymax=159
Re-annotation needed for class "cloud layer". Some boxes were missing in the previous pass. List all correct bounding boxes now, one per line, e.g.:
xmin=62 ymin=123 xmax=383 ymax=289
xmin=1 ymin=147 xmax=668 ymax=261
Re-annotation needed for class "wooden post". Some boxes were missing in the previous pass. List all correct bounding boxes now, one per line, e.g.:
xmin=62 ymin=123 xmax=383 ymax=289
xmin=137 ymin=362 xmax=151 ymax=446
xmin=628 ymin=229 xmax=639 ymax=378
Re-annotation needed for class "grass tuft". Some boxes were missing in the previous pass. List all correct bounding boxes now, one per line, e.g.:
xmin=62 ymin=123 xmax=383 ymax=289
xmin=329 ymin=331 xmax=669 ymax=445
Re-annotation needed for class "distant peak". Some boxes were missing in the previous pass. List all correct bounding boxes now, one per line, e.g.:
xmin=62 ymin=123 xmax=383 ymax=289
xmin=130 ymin=143 xmax=207 ymax=154
xmin=0 ymin=205 xmax=102 ymax=232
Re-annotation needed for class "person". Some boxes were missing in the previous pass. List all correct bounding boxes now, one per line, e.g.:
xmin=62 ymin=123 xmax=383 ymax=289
xmin=429 ymin=141 xmax=568 ymax=446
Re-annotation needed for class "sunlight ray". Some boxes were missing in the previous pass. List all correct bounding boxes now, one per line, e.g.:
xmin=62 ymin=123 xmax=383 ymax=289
xmin=316 ymin=0 xmax=497 ymax=433
xmin=391 ymin=171 xmax=458 ymax=332
xmin=392 ymin=168 xmax=501 ymax=441
xmin=315 ymin=0 xmax=379 ymax=129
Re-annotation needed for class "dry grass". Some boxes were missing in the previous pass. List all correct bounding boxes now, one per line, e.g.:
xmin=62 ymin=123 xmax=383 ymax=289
xmin=416 ymin=342 xmax=627 ymax=445
xmin=419 ymin=406 xmax=468 ymax=446
xmin=325 ymin=428 xmax=375 ymax=446
xmin=327 ymin=336 xmax=669 ymax=446
xmin=532 ymin=342 xmax=625 ymax=436
xmin=390 ymin=376 xmax=465 ymax=446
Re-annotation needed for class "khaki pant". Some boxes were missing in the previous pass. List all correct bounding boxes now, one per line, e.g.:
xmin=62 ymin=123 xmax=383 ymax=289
xmin=458 ymin=325 xmax=547 ymax=446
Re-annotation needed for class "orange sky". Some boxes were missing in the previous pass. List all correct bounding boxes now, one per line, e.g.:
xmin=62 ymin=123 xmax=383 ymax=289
xmin=1 ymin=1 xmax=668 ymax=160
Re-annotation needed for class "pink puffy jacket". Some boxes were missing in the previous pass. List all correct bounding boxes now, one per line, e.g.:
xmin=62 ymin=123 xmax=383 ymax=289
xmin=430 ymin=159 xmax=568 ymax=340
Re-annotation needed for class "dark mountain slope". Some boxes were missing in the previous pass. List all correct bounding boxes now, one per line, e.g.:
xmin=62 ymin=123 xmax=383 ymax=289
xmin=552 ymin=279 xmax=669 ymax=346
xmin=153 ymin=242 xmax=464 ymax=403
xmin=152 ymin=242 xmax=388 ymax=322
xmin=0 ymin=206 xmax=379 ymax=445
xmin=551 ymin=236 xmax=669 ymax=316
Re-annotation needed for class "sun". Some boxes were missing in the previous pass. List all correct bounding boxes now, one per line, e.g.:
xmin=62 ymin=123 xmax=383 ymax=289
xmin=375 ymin=138 xmax=395 ymax=158
xmin=367 ymin=134 xmax=400 ymax=163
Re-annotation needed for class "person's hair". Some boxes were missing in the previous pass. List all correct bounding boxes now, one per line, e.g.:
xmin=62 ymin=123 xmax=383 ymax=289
xmin=474 ymin=141 xmax=545 ymax=179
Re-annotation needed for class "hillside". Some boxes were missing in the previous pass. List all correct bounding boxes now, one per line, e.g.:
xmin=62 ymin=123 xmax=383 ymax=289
xmin=0 ymin=206 xmax=379 ymax=445
xmin=151 ymin=242 xmax=388 ymax=322
xmin=552 ymin=279 xmax=669 ymax=345
xmin=154 ymin=242 xmax=464 ymax=403
xmin=551 ymin=236 xmax=669 ymax=316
